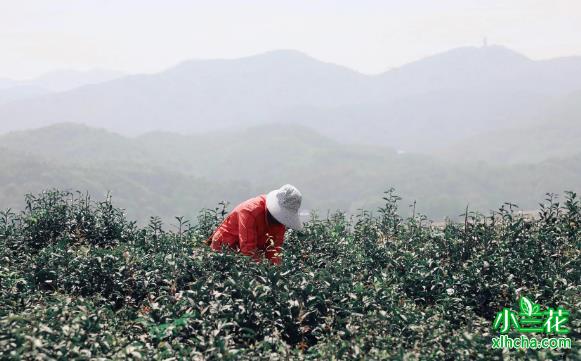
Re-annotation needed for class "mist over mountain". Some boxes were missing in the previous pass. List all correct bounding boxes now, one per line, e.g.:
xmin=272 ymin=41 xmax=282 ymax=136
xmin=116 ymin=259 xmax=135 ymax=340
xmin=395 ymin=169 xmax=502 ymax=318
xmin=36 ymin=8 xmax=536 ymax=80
xmin=1 ymin=123 xmax=579 ymax=223
xmin=375 ymin=45 xmax=581 ymax=95
xmin=32 ymin=69 xmax=125 ymax=92
xmin=0 ymin=85 xmax=51 ymax=106
xmin=1 ymin=45 xmax=580 ymax=157
xmin=436 ymin=90 xmax=581 ymax=164
xmin=0 ymin=69 xmax=125 ymax=92
xmin=0 ymin=50 xmax=368 ymax=135
xmin=0 ymin=69 xmax=124 ymax=106
xmin=0 ymin=45 xmax=579 ymax=221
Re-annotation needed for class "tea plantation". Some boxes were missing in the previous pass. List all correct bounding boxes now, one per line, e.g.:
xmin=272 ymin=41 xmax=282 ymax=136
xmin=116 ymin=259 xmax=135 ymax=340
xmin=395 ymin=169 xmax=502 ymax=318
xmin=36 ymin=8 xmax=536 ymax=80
xmin=0 ymin=190 xmax=579 ymax=360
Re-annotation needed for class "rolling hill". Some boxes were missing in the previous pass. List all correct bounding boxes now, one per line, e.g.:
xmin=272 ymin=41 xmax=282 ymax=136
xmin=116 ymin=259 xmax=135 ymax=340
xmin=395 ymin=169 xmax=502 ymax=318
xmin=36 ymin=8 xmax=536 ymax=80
xmin=1 ymin=46 xmax=580 ymax=154
xmin=1 ymin=123 xmax=579 ymax=222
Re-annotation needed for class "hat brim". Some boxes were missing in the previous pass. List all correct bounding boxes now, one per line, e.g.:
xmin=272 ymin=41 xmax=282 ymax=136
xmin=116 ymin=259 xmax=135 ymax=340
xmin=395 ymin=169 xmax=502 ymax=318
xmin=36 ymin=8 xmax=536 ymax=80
xmin=266 ymin=190 xmax=303 ymax=231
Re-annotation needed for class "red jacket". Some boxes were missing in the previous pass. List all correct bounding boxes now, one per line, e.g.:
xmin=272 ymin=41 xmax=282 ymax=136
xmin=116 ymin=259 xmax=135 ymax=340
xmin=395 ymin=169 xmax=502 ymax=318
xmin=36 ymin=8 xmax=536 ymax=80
xmin=209 ymin=195 xmax=286 ymax=265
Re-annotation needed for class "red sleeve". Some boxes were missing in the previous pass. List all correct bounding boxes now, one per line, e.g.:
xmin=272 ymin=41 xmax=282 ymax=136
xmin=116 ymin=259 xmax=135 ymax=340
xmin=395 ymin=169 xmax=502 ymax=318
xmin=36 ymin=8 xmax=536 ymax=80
xmin=265 ymin=228 xmax=285 ymax=265
xmin=238 ymin=209 xmax=260 ymax=262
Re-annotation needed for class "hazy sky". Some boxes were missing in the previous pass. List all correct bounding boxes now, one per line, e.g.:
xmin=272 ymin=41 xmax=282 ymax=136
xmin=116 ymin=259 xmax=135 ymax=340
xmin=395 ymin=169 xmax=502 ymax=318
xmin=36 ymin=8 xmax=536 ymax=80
xmin=1 ymin=0 xmax=580 ymax=79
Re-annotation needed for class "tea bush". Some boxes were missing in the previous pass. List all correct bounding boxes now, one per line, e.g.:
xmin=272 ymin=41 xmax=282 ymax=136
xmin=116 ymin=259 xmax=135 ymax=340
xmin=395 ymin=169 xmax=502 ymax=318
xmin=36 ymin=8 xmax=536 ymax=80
xmin=0 ymin=190 xmax=579 ymax=360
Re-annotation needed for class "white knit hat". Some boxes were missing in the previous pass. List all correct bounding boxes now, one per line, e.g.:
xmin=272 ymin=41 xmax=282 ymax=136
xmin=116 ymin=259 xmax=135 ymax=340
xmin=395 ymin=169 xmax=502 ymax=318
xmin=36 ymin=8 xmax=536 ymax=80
xmin=266 ymin=184 xmax=303 ymax=231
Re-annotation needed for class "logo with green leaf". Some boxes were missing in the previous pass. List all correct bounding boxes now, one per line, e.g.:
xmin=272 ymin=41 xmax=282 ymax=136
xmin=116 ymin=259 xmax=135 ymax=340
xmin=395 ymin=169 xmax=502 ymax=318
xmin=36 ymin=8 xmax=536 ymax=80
xmin=493 ymin=296 xmax=570 ymax=334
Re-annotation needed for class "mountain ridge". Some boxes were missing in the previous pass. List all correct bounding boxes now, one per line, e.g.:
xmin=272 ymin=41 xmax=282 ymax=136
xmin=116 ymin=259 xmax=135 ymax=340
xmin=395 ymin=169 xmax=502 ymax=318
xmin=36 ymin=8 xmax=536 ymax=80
xmin=0 ymin=45 xmax=580 ymax=155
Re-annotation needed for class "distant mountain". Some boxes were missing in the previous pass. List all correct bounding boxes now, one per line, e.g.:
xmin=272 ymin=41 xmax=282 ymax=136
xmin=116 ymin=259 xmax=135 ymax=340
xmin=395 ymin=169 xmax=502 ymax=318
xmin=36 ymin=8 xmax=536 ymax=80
xmin=0 ymin=50 xmax=367 ymax=135
xmin=0 ymin=46 xmax=580 ymax=154
xmin=0 ymin=69 xmax=124 ymax=106
xmin=374 ymin=46 xmax=532 ymax=96
xmin=273 ymin=88 xmax=550 ymax=152
xmin=0 ymin=85 xmax=51 ymax=105
xmin=288 ymin=46 xmax=581 ymax=151
xmin=374 ymin=45 xmax=580 ymax=95
xmin=436 ymin=91 xmax=581 ymax=164
xmin=1 ymin=123 xmax=579 ymax=221
xmin=1 ymin=69 xmax=125 ymax=92
xmin=27 ymin=69 xmax=125 ymax=92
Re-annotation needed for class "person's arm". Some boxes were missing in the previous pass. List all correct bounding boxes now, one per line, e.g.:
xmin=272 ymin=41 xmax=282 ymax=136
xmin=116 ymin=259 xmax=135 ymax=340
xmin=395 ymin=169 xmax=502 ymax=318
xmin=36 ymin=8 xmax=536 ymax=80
xmin=238 ymin=209 xmax=261 ymax=262
xmin=265 ymin=228 xmax=285 ymax=265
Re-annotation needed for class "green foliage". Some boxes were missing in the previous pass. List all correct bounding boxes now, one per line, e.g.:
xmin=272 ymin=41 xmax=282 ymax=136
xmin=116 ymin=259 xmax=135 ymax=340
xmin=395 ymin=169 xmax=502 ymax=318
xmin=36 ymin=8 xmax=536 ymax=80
xmin=0 ymin=190 xmax=579 ymax=360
